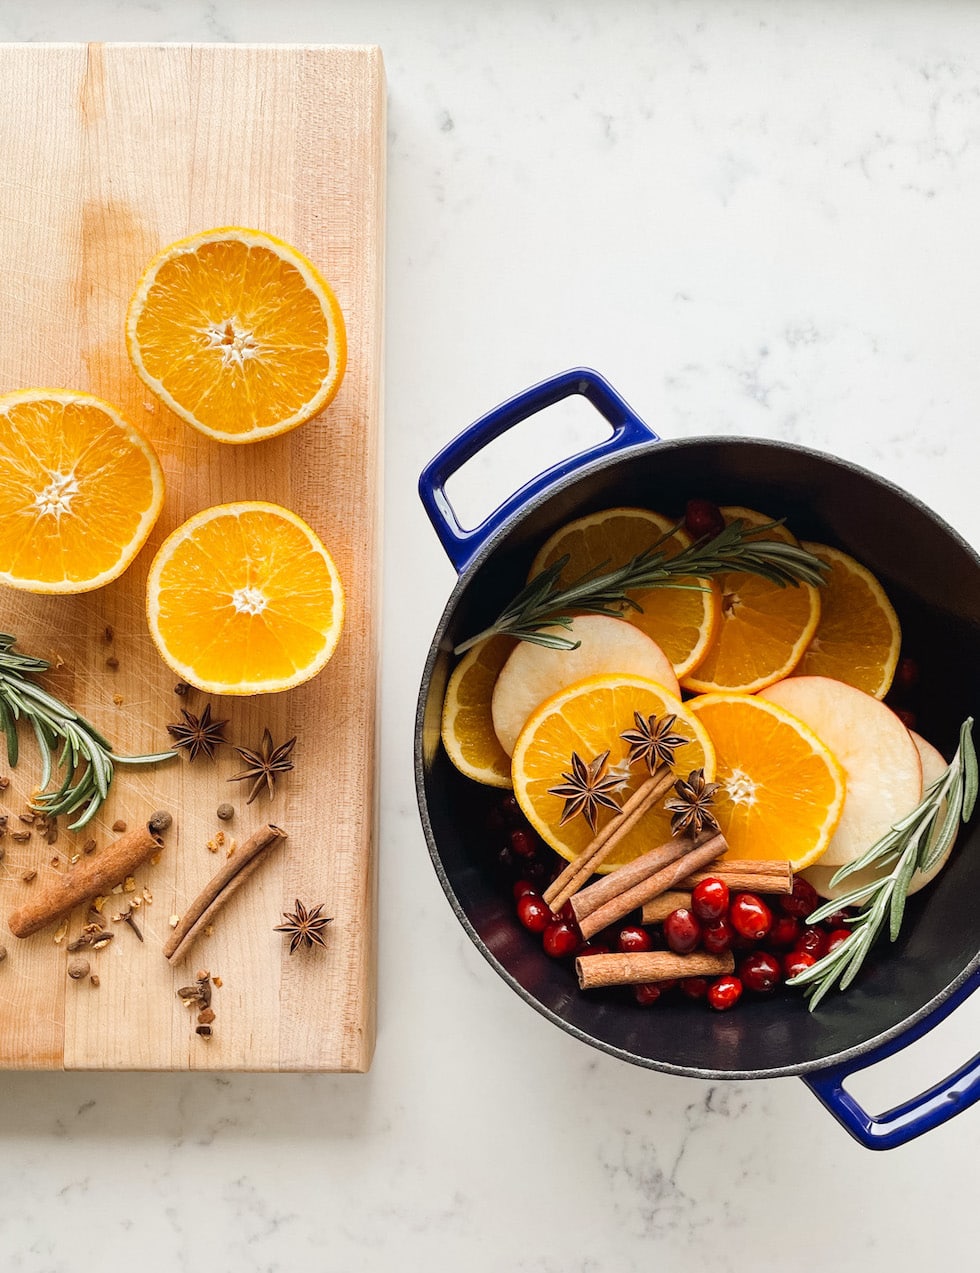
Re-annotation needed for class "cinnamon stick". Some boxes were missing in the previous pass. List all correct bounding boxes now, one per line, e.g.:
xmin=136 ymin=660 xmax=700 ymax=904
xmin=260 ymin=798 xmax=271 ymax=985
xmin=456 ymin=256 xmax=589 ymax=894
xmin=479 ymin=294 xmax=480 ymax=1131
xmin=543 ymin=766 xmax=674 ymax=910
xmin=639 ymin=860 xmax=793 ymax=923
xmin=640 ymin=890 xmax=692 ymax=924
xmin=573 ymin=832 xmax=727 ymax=941
xmin=164 ymin=824 xmax=286 ymax=965
xmin=8 ymin=812 xmax=171 ymax=938
xmin=576 ymin=949 xmax=734 ymax=990
xmin=683 ymin=860 xmax=793 ymax=894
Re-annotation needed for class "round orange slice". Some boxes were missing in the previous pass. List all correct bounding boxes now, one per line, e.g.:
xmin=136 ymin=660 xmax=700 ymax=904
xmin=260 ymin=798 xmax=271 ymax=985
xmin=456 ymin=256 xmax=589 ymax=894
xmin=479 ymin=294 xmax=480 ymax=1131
xmin=529 ymin=507 xmax=720 ymax=678
xmin=127 ymin=227 xmax=347 ymax=444
xmin=0 ymin=389 xmax=164 ymax=593
xmin=441 ymin=635 xmax=517 ymax=787
xmin=511 ymin=673 xmax=716 ymax=871
xmin=680 ymin=506 xmax=821 ymax=695
xmin=688 ymin=692 xmax=846 ymax=870
xmin=793 ymin=542 xmax=901 ymax=699
xmin=146 ymin=501 xmax=344 ymax=695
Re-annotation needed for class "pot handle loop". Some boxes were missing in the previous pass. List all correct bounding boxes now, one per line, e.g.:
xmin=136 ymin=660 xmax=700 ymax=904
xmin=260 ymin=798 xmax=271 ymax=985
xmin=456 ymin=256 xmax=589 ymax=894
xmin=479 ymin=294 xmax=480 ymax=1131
xmin=803 ymin=967 xmax=980 ymax=1150
xmin=418 ymin=367 xmax=658 ymax=574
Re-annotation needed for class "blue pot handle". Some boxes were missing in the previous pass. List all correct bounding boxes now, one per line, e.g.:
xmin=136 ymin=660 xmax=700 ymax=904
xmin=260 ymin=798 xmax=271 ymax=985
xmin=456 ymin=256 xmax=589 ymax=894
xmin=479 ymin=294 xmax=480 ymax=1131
xmin=418 ymin=367 xmax=659 ymax=574
xmin=803 ymin=966 xmax=980 ymax=1149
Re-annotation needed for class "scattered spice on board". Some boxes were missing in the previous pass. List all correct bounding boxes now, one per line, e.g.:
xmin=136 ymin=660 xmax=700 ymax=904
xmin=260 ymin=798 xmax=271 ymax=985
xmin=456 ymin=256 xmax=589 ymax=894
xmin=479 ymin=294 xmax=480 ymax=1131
xmin=67 ymin=957 xmax=90 ymax=980
xmin=216 ymin=803 xmax=234 ymax=822
xmin=275 ymin=900 xmax=333 ymax=954
xmin=166 ymin=704 xmax=228 ymax=761
xmin=230 ymin=730 xmax=297 ymax=803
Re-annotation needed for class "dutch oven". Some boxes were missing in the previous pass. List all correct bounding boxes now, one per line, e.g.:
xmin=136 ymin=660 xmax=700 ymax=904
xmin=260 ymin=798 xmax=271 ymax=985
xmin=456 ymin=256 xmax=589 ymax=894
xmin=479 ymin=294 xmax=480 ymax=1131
xmin=415 ymin=367 xmax=980 ymax=1149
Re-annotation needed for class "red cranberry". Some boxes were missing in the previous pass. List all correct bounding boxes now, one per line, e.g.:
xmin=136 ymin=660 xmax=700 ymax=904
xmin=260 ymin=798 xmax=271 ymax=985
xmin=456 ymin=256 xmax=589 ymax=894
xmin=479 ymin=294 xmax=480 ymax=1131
xmin=577 ymin=941 xmax=611 ymax=957
xmin=663 ymin=908 xmax=701 ymax=954
xmin=729 ymin=893 xmax=773 ymax=941
xmin=825 ymin=928 xmax=852 ymax=955
xmin=707 ymin=975 xmax=743 ymax=1011
xmin=509 ymin=828 xmax=537 ymax=859
xmin=499 ymin=794 xmax=524 ymax=824
xmin=739 ymin=950 xmax=782 ymax=994
xmin=895 ymin=655 xmax=920 ymax=689
xmin=779 ymin=876 xmax=821 ymax=920
xmin=634 ymin=983 xmax=662 ymax=1006
xmin=542 ymin=920 xmax=581 ymax=958
xmin=894 ymin=707 xmax=917 ymax=730
xmin=783 ymin=950 xmax=816 ymax=980
xmin=680 ymin=976 xmax=709 ymax=1001
xmin=820 ymin=909 xmax=853 ymax=929
xmin=795 ymin=927 xmax=828 ymax=959
xmin=691 ymin=877 xmax=729 ymax=923
xmin=617 ymin=925 xmax=654 ymax=954
xmin=554 ymin=899 xmax=578 ymax=924
xmin=702 ymin=917 xmax=734 ymax=954
xmin=516 ymin=893 xmax=552 ymax=934
xmin=684 ymin=498 xmax=725 ymax=541
xmin=512 ymin=878 xmax=537 ymax=901
xmin=768 ymin=914 xmax=801 ymax=949
xmin=657 ymin=978 xmax=679 ymax=993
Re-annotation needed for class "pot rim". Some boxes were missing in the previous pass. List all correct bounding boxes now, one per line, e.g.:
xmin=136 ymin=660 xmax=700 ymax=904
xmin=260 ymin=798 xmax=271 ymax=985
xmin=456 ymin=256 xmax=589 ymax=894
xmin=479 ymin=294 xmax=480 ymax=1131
xmin=415 ymin=431 xmax=980 ymax=1080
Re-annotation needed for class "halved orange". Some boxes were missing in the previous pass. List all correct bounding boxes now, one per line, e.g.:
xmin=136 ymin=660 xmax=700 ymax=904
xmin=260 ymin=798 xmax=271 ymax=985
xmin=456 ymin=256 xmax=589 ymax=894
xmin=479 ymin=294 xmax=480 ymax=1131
xmin=511 ymin=673 xmax=716 ymax=871
xmin=441 ymin=635 xmax=517 ymax=787
xmin=688 ymin=692 xmax=846 ymax=870
xmin=680 ymin=506 xmax=821 ymax=694
xmin=146 ymin=501 xmax=344 ymax=695
xmin=0 ymin=389 xmax=164 ymax=593
xmin=793 ymin=542 xmax=901 ymax=699
xmin=127 ymin=227 xmax=347 ymax=444
xmin=529 ymin=507 xmax=720 ymax=678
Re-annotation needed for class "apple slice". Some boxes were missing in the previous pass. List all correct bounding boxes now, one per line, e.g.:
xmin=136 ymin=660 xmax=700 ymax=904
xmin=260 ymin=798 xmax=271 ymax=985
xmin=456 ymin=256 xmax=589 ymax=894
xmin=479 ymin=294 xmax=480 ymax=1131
xmin=491 ymin=615 xmax=679 ymax=756
xmin=758 ymin=675 xmax=921 ymax=868
xmin=804 ymin=731 xmax=954 ymax=900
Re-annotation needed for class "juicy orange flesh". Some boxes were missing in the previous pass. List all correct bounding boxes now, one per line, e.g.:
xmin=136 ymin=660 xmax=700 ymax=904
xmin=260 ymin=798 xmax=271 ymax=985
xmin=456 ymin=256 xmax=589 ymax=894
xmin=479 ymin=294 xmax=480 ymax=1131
xmin=683 ymin=510 xmax=819 ymax=692
xmin=515 ymin=678 xmax=713 ymax=869
xmin=795 ymin=546 xmax=899 ymax=696
xmin=153 ymin=509 xmax=338 ymax=685
xmin=0 ymin=398 xmax=158 ymax=584
xmin=443 ymin=636 xmax=516 ymax=782
xmin=134 ymin=241 xmax=334 ymax=435
xmin=690 ymin=695 xmax=844 ymax=868
xmin=533 ymin=509 xmax=718 ymax=675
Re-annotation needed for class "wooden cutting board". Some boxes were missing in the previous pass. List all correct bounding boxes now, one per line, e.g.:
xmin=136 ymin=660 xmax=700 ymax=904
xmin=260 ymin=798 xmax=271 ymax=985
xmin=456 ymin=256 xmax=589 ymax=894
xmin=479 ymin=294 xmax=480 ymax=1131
xmin=0 ymin=44 xmax=385 ymax=1070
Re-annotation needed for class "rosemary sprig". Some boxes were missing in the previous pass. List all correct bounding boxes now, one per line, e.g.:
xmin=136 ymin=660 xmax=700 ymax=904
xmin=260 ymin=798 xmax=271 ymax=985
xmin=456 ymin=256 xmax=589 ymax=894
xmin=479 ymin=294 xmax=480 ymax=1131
xmin=0 ymin=633 xmax=176 ymax=830
xmin=788 ymin=716 xmax=977 ymax=1011
xmin=453 ymin=518 xmax=827 ymax=655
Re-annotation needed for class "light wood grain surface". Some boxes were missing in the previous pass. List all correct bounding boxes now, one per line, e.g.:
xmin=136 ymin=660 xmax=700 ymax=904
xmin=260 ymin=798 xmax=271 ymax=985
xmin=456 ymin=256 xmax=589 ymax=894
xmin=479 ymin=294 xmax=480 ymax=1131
xmin=0 ymin=43 xmax=385 ymax=1071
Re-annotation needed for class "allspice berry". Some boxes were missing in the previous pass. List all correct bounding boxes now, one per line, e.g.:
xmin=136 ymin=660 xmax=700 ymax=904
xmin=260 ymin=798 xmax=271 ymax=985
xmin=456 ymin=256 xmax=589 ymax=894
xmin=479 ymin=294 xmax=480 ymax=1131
xmin=67 ymin=957 xmax=90 ymax=980
xmin=216 ymin=803 xmax=234 ymax=822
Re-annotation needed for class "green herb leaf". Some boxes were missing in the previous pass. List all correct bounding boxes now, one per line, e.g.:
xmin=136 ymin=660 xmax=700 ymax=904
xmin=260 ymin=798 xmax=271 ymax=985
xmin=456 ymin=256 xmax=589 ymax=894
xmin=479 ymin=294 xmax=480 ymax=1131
xmin=788 ymin=715 xmax=977 ymax=1010
xmin=453 ymin=517 xmax=828 ymax=656
xmin=0 ymin=633 xmax=177 ymax=828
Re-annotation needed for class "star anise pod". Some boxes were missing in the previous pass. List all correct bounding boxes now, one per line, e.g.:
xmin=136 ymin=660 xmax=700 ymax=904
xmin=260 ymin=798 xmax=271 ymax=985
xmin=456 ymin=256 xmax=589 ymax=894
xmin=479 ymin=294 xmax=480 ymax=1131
xmin=229 ymin=728 xmax=297 ymax=803
xmin=664 ymin=767 xmax=722 ymax=838
xmin=620 ymin=711 xmax=688 ymax=774
xmin=166 ymin=703 xmax=228 ymax=761
xmin=274 ymin=899 xmax=333 ymax=954
xmin=548 ymin=750 xmax=622 ymax=833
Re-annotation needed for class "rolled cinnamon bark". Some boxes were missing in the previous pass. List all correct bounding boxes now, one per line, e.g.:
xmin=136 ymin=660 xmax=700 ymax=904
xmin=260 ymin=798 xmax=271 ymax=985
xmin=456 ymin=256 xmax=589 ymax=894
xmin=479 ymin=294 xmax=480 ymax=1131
xmin=573 ymin=832 xmax=727 ymax=941
xmin=163 ymin=824 xmax=286 ymax=964
xmin=8 ymin=812 xmax=171 ymax=938
xmin=640 ymin=890 xmax=692 ymax=924
xmin=639 ymin=860 xmax=794 ymax=923
xmin=576 ymin=949 xmax=734 ymax=990
xmin=543 ymin=766 xmax=674 ymax=910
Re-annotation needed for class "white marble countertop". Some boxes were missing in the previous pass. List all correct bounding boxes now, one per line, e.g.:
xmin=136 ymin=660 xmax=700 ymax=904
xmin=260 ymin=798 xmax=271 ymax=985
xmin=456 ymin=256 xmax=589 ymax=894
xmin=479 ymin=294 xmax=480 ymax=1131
xmin=1 ymin=1 xmax=979 ymax=1269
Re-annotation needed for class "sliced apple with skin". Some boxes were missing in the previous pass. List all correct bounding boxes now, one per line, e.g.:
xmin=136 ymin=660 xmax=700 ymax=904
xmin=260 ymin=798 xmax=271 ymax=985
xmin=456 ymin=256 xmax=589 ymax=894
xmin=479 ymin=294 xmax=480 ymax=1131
xmin=804 ymin=731 xmax=954 ymax=900
xmin=491 ymin=614 xmax=680 ymax=756
xmin=758 ymin=675 xmax=922 ymax=868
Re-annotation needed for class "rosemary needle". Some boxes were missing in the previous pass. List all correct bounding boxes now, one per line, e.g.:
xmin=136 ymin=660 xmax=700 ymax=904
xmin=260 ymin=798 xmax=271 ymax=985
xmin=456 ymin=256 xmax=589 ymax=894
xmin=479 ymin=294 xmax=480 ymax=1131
xmin=788 ymin=716 xmax=977 ymax=1011
xmin=453 ymin=517 xmax=827 ymax=655
xmin=0 ymin=634 xmax=176 ymax=829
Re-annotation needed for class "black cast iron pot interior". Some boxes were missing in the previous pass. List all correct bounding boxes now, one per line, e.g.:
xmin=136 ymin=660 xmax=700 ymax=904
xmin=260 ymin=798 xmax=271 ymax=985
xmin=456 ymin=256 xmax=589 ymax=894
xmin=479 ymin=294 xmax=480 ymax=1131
xmin=417 ymin=438 xmax=980 ymax=1079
